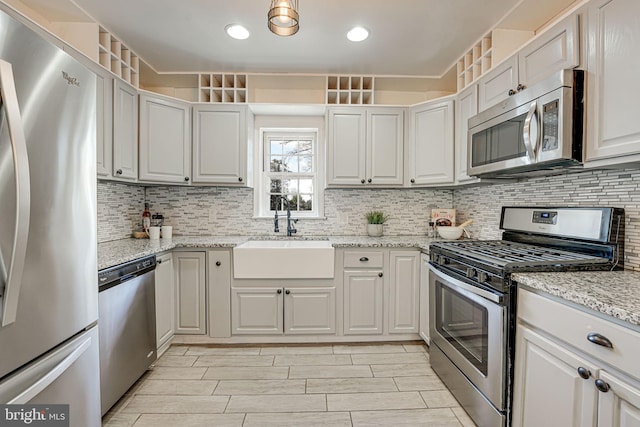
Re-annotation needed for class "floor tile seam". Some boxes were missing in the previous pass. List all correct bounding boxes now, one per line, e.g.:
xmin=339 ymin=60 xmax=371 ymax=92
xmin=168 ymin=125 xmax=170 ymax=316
xmin=221 ymin=394 xmax=232 ymax=414
xmin=210 ymin=378 xmax=221 ymax=396
xmin=448 ymin=407 xmax=466 ymax=427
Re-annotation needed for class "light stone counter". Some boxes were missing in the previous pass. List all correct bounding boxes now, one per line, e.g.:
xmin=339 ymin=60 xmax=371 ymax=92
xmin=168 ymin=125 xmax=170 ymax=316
xmin=98 ymin=235 xmax=437 ymax=270
xmin=513 ymin=271 xmax=640 ymax=327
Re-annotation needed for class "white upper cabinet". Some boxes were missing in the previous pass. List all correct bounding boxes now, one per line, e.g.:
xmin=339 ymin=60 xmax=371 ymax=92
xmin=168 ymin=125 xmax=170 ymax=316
xmin=455 ymin=85 xmax=479 ymax=183
xmin=192 ymin=104 xmax=250 ymax=185
xmin=478 ymin=15 xmax=580 ymax=112
xmin=327 ymin=107 xmax=404 ymax=187
xmin=112 ymin=79 xmax=138 ymax=180
xmin=585 ymin=0 xmax=640 ymax=164
xmin=139 ymin=92 xmax=191 ymax=184
xmin=96 ymin=69 xmax=113 ymax=178
xmin=407 ymin=98 xmax=454 ymax=186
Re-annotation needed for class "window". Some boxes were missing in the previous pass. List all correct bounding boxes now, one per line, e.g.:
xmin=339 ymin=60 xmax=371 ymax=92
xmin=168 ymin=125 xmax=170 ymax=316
xmin=255 ymin=125 xmax=324 ymax=218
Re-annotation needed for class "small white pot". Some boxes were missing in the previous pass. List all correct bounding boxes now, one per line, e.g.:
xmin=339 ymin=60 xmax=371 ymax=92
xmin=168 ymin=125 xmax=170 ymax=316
xmin=367 ymin=223 xmax=384 ymax=237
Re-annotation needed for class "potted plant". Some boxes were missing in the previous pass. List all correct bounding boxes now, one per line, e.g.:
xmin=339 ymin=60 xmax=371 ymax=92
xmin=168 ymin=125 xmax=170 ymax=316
xmin=365 ymin=210 xmax=389 ymax=237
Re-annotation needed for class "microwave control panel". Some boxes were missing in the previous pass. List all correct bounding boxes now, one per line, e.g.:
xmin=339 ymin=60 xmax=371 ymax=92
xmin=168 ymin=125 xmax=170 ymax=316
xmin=542 ymin=100 xmax=559 ymax=151
xmin=532 ymin=210 xmax=558 ymax=225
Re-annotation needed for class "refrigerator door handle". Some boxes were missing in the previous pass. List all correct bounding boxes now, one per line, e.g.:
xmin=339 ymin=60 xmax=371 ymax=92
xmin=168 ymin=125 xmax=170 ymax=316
xmin=0 ymin=332 xmax=92 ymax=404
xmin=0 ymin=59 xmax=31 ymax=327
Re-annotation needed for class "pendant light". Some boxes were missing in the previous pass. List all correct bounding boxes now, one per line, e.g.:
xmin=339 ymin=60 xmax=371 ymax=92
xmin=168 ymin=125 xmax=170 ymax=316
xmin=268 ymin=0 xmax=299 ymax=36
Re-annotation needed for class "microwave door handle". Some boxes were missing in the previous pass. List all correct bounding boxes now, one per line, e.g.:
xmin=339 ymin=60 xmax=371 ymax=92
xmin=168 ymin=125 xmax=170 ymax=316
xmin=0 ymin=59 xmax=31 ymax=327
xmin=523 ymin=101 xmax=538 ymax=162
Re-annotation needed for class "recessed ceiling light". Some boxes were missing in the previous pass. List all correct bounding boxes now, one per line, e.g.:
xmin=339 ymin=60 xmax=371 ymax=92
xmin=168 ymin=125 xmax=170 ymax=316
xmin=225 ymin=24 xmax=250 ymax=40
xmin=347 ymin=26 xmax=369 ymax=42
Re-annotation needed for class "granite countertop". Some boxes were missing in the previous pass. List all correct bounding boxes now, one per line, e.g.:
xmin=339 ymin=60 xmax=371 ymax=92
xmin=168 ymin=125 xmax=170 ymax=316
xmin=513 ymin=271 xmax=640 ymax=328
xmin=98 ymin=235 xmax=437 ymax=270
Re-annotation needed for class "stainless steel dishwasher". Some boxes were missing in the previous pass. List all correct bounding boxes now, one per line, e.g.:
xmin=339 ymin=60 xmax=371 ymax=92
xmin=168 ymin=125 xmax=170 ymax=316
xmin=98 ymin=255 xmax=157 ymax=415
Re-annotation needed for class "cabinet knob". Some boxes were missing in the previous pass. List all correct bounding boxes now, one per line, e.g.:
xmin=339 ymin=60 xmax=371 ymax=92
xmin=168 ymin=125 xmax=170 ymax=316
xmin=516 ymin=83 xmax=526 ymax=92
xmin=184 ymin=176 xmax=190 ymax=182
xmin=115 ymin=169 xmax=123 ymax=175
xmin=378 ymin=272 xmax=383 ymax=277
xmin=595 ymin=379 xmax=610 ymax=393
xmin=215 ymin=261 xmax=221 ymax=266
xmin=238 ymin=177 xmax=243 ymax=182
xmin=508 ymin=89 xmax=517 ymax=96
xmin=157 ymin=259 xmax=162 ymax=264
xmin=277 ymin=289 xmax=282 ymax=294
xmin=367 ymin=178 xmax=372 ymax=183
xmin=285 ymin=289 xmax=291 ymax=295
xmin=587 ymin=333 xmax=613 ymax=349
xmin=577 ymin=367 xmax=591 ymax=380
xmin=360 ymin=257 xmax=369 ymax=262
xmin=361 ymin=179 xmax=366 ymax=184
xmin=410 ymin=179 xmax=415 ymax=184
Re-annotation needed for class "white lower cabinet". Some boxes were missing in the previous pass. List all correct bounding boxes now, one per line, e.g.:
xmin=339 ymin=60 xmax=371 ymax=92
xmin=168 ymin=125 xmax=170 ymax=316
xmin=389 ymin=251 xmax=420 ymax=334
xmin=418 ymin=254 xmax=430 ymax=344
xmin=208 ymin=250 xmax=231 ymax=338
xmin=513 ymin=288 xmax=640 ymax=427
xmin=284 ymin=287 xmax=336 ymax=335
xmin=231 ymin=287 xmax=283 ymax=335
xmin=155 ymin=252 xmax=174 ymax=354
xmin=343 ymin=271 xmax=384 ymax=335
xmin=173 ymin=252 xmax=206 ymax=335
xmin=231 ymin=286 xmax=336 ymax=335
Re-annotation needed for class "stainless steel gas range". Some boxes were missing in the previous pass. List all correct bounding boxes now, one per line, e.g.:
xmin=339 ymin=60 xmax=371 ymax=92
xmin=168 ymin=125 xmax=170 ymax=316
xmin=428 ymin=206 xmax=625 ymax=427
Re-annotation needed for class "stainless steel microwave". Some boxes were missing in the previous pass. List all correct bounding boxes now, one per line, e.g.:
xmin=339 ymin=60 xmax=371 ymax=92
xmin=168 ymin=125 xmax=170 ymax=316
xmin=468 ymin=69 xmax=584 ymax=178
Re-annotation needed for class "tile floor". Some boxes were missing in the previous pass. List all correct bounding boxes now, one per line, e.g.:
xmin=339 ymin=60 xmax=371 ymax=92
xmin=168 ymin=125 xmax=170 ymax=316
xmin=102 ymin=341 xmax=477 ymax=427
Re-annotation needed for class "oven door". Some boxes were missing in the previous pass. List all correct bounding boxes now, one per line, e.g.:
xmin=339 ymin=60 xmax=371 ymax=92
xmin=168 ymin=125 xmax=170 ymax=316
xmin=429 ymin=265 xmax=507 ymax=410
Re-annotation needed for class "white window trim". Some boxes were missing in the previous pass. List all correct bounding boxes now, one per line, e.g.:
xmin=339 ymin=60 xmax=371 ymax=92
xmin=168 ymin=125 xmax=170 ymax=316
xmin=253 ymin=116 xmax=325 ymax=219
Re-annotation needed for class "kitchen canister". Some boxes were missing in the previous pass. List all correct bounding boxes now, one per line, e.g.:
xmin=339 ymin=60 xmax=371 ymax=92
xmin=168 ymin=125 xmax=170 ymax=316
xmin=148 ymin=226 xmax=161 ymax=240
xmin=161 ymin=225 xmax=173 ymax=239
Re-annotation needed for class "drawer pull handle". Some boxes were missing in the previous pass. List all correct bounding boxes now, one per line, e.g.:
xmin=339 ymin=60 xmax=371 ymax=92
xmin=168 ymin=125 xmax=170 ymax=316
xmin=587 ymin=333 xmax=613 ymax=349
xmin=359 ymin=257 xmax=369 ymax=262
xmin=577 ymin=367 xmax=590 ymax=380
xmin=595 ymin=379 xmax=610 ymax=393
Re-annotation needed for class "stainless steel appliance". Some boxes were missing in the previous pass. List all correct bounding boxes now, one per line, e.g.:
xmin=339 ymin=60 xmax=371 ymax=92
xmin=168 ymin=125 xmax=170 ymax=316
xmin=98 ymin=255 xmax=157 ymax=415
xmin=0 ymin=5 xmax=100 ymax=427
xmin=468 ymin=69 xmax=584 ymax=178
xmin=429 ymin=206 xmax=624 ymax=427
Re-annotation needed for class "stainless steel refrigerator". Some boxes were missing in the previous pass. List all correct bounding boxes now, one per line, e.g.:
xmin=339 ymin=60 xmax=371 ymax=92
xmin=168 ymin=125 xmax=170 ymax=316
xmin=0 ymin=5 xmax=100 ymax=427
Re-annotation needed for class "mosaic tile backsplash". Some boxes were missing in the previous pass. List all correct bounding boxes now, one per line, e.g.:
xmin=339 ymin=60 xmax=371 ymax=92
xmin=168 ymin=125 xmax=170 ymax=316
xmin=454 ymin=168 xmax=640 ymax=271
xmin=97 ymin=167 xmax=640 ymax=270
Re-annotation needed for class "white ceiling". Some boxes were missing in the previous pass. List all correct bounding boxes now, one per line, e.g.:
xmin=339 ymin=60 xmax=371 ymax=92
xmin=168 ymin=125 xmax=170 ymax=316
xmin=18 ymin=0 xmax=578 ymax=77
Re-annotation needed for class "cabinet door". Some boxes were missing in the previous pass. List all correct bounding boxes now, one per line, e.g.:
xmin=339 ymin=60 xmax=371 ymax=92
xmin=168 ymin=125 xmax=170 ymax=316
xmin=155 ymin=253 xmax=174 ymax=352
xmin=192 ymin=105 xmax=248 ymax=185
xmin=207 ymin=250 xmax=231 ymax=338
xmin=478 ymin=56 xmax=518 ymax=112
xmin=518 ymin=15 xmax=580 ymax=89
xmin=343 ymin=271 xmax=383 ymax=335
xmin=586 ymin=0 xmax=640 ymax=162
xmin=455 ymin=85 xmax=478 ymax=183
xmin=112 ymin=79 xmax=138 ymax=180
xmin=326 ymin=108 xmax=367 ymax=186
xmin=96 ymin=71 xmax=112 ymax=177
xmin=598 ymin=370 xmax=640 ymax=427
xmin=408 ymin=99 xmax=454 ymax=186
xmin=389 ymin=251 xmax=420 ymax=334
xmin=418 ymin=255 xmax=430 ymax=344
xmin=367 ymin=108 xmax=404 ymax=186
xmin=231 ymin=288 xmax=283 ymax=335
xmin=173 ymin=252 xmax=206 ymax=335
xmin=139 ymin=93 xmax=191 ymax=184
xmin=284 ymin=287 xmax=336 ymax=335
xmin=512 ymin=324 xmax=598 ymax=427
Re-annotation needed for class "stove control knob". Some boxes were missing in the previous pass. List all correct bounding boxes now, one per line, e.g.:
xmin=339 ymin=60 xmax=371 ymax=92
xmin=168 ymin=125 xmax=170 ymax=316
xmin=477 ymin=272 xmax=488 ymax=283
xmin=466 ymin=268 xmax=475 ymax=278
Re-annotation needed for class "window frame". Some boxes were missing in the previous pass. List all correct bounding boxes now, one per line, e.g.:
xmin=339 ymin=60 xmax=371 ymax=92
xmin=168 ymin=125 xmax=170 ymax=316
xmin=253 ymin=118 xmax=325 ymax=219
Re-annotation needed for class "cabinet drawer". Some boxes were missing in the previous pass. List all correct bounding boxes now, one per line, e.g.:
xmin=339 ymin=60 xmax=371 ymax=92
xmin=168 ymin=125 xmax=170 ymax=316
xmin=518 ymin=288 xmax=640 ymax=381
xmin=344 ymin=251 xmax=384 ymax=268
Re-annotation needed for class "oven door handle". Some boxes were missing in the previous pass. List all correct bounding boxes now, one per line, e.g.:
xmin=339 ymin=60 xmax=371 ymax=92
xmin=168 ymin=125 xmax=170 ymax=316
xmin=430 ymin=265 xmax=503 ymax=304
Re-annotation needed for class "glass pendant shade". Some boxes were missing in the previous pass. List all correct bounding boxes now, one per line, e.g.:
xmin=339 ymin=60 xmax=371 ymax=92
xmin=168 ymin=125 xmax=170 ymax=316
xmin=268 ymin=0 xmax=299 ymax=36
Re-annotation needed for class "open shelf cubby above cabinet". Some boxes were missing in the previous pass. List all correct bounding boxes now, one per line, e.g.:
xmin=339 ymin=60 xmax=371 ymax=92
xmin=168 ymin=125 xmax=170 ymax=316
xmin=98 ymin=26 xmax=139 ymax=87
xmin=326 ymin=75 xmax=374 ymax=105
xmin=198 ymin=73 xmax=247 ymax=103
xmin=457 ymin=33 xmax=492 ymax=91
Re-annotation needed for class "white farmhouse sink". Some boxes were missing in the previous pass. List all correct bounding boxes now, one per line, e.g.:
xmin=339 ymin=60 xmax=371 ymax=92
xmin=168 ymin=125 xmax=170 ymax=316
xmin=233 ymin=240 xmax=335 ymax=279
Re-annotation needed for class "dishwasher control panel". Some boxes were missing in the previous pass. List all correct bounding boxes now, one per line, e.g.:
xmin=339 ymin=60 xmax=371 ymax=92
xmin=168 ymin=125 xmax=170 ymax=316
xmin=98 ymin=255 xmax=156 ymax=291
